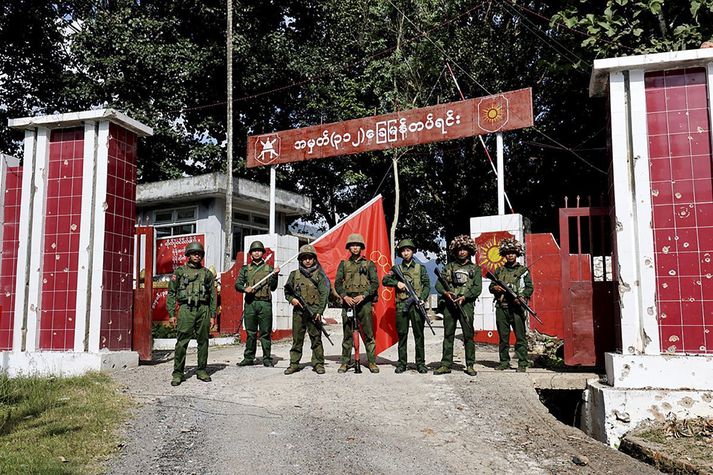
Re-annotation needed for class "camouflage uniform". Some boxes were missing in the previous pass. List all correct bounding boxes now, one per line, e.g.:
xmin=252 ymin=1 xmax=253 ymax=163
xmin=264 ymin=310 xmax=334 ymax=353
xmin=489 ymin=239 xmax=534 ymax=371
xmin=335 ymin=234 xmax=380 ymax=372
xmin=167 ymin=242 xmax=216 ymax=385
xmin=435 ymin=236 xmax=482 ymax=375
xmin=284 ymin=245 xmax=330 ymax=374
xmin=382 ymin=239 xmax=431 ymax=373
xmin=235 ymin=241 xmax=278 ymax=366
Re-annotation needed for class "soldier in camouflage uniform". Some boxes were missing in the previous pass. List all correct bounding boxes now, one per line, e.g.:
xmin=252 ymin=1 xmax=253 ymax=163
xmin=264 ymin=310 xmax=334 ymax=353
xmin=434 ymin=235 xmax=482 ymax=376
xmin=489 ymin=238 xmax=534 ymax=372
xmin=382 ymin=239 xmax=431 ymax=374
xmin=167 ymin=242 xmax=217 ymax=386
xmin=334 ymin=233 xmax=380 ymax=374
xmin=235 ymin=240 xmax=280 ymax=367
xmin=284 ymin=244 xmax=330 ymax=375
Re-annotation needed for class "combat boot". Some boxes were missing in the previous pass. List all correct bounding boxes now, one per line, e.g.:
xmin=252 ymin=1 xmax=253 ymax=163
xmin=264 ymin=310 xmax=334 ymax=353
xmin=434 ymin=365 xmax=451 ymax=375
xmin=394 ymin=365 xmax=406 ymax=374
xmin=368 ymin=363 xmax=379 ymax=374
xmin=516 ymin=366 xmax=527 ymax=373
xmin=337 ymin=363 xmax=349 ymax=373
xmin=263 ymin=359 xmax=274 ymax=367
xmin=495 ymin=362 xmax=511 ymax=371
xmin=170 ymin=374 xmax=185 ymax=386
xmin=313 ymin=364 xmax=326 ymax=374
xmin=284 ymin=364 xmax=300 ymax=375
xmin=196 ymin=370 xmax=212 ymax=382
xmin=417 ymin=365 xmax=429 ymax=374
xmin=465 ymin=365 xmax=477 ymax=376
xmin=238 ymin=359 xmax=255 ymax=366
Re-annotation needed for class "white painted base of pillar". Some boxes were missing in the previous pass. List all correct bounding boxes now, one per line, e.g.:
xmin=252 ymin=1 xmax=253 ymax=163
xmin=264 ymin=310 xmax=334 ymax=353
xmin=582 ymin=380 xmax=713 ymax=448
xmin=0 ymin=351 xmax=138 ymax=377
xmin=605 ymin=352 xmax=713 ymax=390
xmin=152 ymin=337 xmax=238 ymax=351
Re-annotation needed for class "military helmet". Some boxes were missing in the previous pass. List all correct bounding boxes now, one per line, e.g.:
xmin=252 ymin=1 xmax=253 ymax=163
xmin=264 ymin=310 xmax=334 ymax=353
xmin=249 ymin=240 xmax=265 ymax=252
xmin=185 ymin=241 xmax=205 ymax=256
xmin=345 ymin=233 xmax=365 ymax=249
xmin=449 ymin=234 xmax=476 ymax=256
xmin=298 ymin=244 xmax=317 ymax=259
xmin=498 ymin=238 xmax=523 ymax=257
xmin=396 ymin=239 xmax=416 ymax=253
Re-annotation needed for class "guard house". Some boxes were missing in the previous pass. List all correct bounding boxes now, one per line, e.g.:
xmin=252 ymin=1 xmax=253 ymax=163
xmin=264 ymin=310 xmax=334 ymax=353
xmin=135 ymin=172 xmax=311 ymax=274
xmin=585 ymin=48 xmax=713 ymax=445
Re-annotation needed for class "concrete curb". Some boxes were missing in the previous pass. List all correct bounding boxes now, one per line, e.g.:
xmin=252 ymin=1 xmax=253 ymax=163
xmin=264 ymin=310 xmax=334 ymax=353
xmin=620 ymin=434 xmax=709 ymax=475
xmin=152 ymin=337 xmax=238 ymax=351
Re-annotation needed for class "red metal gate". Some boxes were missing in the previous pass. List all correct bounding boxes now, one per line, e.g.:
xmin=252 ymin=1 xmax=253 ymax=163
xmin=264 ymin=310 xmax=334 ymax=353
xmin=133 ymin=226 xmax=154 ymax=361
xmin=559 ymin=199 xmax=617 ymax=366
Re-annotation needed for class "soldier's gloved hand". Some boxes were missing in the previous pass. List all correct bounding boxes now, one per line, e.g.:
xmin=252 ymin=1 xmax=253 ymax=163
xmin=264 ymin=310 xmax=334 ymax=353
xmin=343 ymin=296 xmax=356 ymax=307
xmin=290 ymin=298 xmax=302 ymax=308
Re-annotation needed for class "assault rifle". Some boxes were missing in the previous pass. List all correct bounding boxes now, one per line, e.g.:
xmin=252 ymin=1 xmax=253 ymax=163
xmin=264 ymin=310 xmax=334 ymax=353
xmin=486 ymin=270 xmax=543 ymax=325
xmin=434 ymin=267 xmax=475 ymax=335
xmin=284 ymin=282 xmax=334 ymax=346
xmin=391 ymin=265 xmax=436 ymax=335
xmin=346 ymin=307 xmax=362 ymax=373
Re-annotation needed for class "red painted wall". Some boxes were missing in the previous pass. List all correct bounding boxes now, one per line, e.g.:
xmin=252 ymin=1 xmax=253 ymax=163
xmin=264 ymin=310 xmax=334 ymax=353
xmin=99 ymin=124 xmax=137 ymax=350
xmin=0 ymin=165 xmax=23 ymax=349
xmin=646 ymin=68 xmax=713 ymax=354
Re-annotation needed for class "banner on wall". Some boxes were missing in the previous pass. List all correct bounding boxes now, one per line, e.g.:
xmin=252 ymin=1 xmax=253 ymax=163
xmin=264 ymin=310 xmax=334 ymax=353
xmin=156 ymin=234 xmax=205 ymax=275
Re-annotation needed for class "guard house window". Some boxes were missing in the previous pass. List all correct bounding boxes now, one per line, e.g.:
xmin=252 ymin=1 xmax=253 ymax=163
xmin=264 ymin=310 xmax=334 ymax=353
xmin=154 ymin=206 xmax=197 ymax=238
xmin=232 ymin=211 xmax=269 ymax=258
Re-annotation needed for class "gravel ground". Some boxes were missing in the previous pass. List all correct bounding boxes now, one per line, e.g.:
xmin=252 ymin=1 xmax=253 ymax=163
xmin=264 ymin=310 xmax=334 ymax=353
xmin=107 ymin=322 xmax=660 ymax=474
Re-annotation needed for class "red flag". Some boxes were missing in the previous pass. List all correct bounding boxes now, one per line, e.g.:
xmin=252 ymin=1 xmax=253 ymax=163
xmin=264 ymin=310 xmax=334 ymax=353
xmin=311 ymin=195 xmax=396 ymax=355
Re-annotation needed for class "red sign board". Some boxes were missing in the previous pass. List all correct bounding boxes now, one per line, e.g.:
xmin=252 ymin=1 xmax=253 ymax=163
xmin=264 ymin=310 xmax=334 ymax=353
xmin=247 ymin=88 xmax=533 ymax=168
xmin=156 ymin=234 xmax=205 ymax=275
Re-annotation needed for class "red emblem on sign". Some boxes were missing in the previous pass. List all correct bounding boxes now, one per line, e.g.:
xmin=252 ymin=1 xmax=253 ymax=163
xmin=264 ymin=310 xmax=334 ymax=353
xmin=477 ymin=94 xmax=510 ymax=133
xmin=475 ymin=231 xmax=515 ymax=276
xmin=253 ymin=133 xmax=281 ymax=165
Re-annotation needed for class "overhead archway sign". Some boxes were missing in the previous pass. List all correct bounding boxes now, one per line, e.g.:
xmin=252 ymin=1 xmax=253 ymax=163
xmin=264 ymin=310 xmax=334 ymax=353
xmin=247 ymin=87 xmax=533 ymax=168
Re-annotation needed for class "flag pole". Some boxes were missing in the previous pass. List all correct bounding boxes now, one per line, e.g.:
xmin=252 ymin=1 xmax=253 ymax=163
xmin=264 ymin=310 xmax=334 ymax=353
xmin=250 ymin=195 xmax=384 ymax=288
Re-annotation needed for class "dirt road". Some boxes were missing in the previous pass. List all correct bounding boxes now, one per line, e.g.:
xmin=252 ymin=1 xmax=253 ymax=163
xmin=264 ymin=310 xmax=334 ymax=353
xmin=108 ymin=323 xmax=659 ymax=474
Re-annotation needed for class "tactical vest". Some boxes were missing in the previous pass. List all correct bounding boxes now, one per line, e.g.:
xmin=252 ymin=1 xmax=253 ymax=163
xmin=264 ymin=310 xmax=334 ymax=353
xmin=497 ymin=264 xmax=527 ymax=294
xmin=247 ymin=262 xmax=272 ymax=300
xmin=396 ymin=262 xmax=422 ymax=302
xmin=293 ymin=271 xmax=321 ymax=306
xmin=176 ymin=266 xmax=210 ymax=305
xmin=449 ymin=263 xmax=477 ymax=297
xmin=342 ymin=258 xmax=370 ymax=295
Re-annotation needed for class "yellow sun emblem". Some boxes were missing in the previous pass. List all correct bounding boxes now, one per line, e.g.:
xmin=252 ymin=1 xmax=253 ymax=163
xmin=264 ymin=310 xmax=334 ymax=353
xmin=483 ymin=103 xmax=503 ymax=123
xmin=477 ymin=235 xmax=505 ymax=273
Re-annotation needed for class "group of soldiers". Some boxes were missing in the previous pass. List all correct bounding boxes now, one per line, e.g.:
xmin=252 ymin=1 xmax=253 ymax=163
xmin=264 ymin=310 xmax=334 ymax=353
xmin=166 ymin=234 xmax=534 ymax=386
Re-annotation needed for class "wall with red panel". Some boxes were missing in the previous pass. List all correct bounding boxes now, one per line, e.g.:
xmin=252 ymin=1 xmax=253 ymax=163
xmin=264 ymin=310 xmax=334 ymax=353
xmin=99 ymin=124 xmax=138 ymax=350
xmin=646 ymin=67 xmax=713 ymax=354
xmin=0 ymin=164 xmax=23 ymax=350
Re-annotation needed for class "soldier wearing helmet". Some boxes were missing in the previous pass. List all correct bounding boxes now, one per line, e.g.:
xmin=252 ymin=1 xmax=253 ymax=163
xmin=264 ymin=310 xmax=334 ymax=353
xmin=283 ymin=244 xmax=330 ymax=375
xmin=434 ymin=235 xmax=482 ymax=376
xmin=235 ymin=240 xmax=280 ymax=367
xmin=489 ymin=238 xmax=533 ymax=372
xmin=166 ymin=241 xmax=216 ymax=386
xmin=382 ymin=239 xmax=431 ymax=374
xmin=334 ymin=233 xmax=380 ymax=373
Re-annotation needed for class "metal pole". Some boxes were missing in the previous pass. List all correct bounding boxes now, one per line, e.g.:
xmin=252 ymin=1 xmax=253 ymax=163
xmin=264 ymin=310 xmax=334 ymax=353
xmin=269 ymin=165 xmax=276 ymax=234
xmin=224 ymin=0 xmax=234 ymax=269
xmin=496 ymin=132 xmax=504 ymax=215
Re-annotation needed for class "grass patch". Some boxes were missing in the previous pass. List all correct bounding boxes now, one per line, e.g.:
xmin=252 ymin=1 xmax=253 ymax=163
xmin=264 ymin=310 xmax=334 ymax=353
xmin=0 ymin=372 xmax=131 ymax=474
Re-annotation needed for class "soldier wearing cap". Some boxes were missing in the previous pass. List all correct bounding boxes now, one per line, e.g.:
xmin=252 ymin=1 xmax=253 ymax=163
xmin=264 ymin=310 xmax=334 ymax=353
xmin=166 ymin=241 xmax=216 ymax=386
xmin=334 ymin=233 xmax=380 ymax=374
xmin=235 ymin=240 xmax=280 ymax=367
xmin=284 ymin=244 xmax=330 ymax=375
xmin=434 ymin=235 xmax=482 ymax=376
xmin=489 ymin=238 xmax=534 ymax=372
xmin=382 ymin=239 xmax=431 ymax=374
